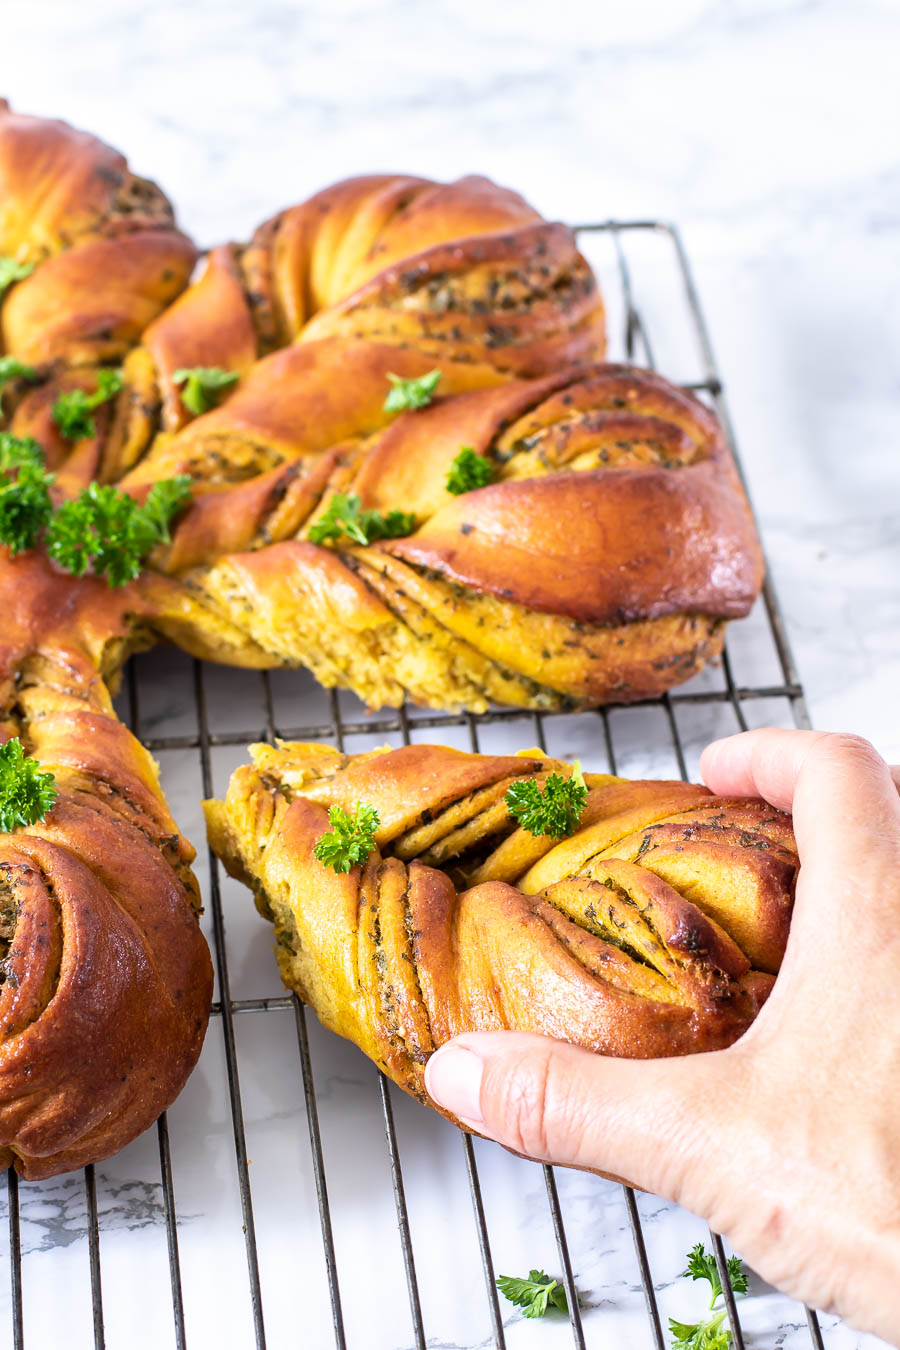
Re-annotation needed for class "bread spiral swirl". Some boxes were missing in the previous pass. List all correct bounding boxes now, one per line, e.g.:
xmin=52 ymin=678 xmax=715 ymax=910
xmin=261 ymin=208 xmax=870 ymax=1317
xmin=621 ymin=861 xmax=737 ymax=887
xmin=0 ymin=551 xmax=211 ymax=1179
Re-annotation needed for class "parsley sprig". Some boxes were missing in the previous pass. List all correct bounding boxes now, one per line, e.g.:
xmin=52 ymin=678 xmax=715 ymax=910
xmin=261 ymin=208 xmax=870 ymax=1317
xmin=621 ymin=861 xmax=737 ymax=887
xmin=313 ymin=802 xmax=380 ymax=873
xmin=0 ymin=460 xmax=55 ymax=556
xmin=308 ymin=492 xmax=415 ymax=547
xmin=505 ymin=761 xmax=588 ymax=839
xmin=446 ymin=445 xmax=494 ymax=495
xmin=52 ymin=369 xmax=123 ymax=442
xmin=0 ymin=256 xmax=35 ymax=296
xmin=668 ymin=1244 xmax=748 ymax=1350
xmin=383 ymin=369 xmax=442 ymax=413
xmin=682 ymin=1243 xmax=748 ymax=1306
xmin=45 ymin=476 xmax=192 ymax=586
xmin=173 ymin=366 xmax=239 ymax=416
xmin=0 ymin=432 xmax=45 ymax=474
xmin=496 ymin=1270 xmax=568 ymax=1319
xmin=0 ymin=737 xmax=57 ymax=833
xmin=0 ymin=435 xmax=55 ymax=556
xmin=669 ymin=1313 xmax=730 ymax=1349
xmin=0 ymin=436 xmax=191 ymax=581
xmin=0 ymin=356 xmax=38 ymax=409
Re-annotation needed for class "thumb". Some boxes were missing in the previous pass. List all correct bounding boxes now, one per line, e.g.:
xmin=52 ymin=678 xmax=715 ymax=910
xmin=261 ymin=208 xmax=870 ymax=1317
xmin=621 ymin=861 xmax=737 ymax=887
xmin=425 ymin=1031 xmax=742 ymax=1209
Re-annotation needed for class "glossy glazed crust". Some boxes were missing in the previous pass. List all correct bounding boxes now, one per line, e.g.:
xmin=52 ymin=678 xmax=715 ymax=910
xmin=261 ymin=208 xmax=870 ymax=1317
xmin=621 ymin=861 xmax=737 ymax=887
xmin=0 ymin=553 xmax=212 ymax=1180
xmin=0 ymin=101 xmax=197 ymax=367
xmin=138 ymin=362 xmax=759 ymax=709
xmin=384 ymin=366 xmax=762 ymax=625
xmin=0 ymin=101 xmax=173 ymax=255
xmin=205 ymin=743 xmax=796 ymax=1124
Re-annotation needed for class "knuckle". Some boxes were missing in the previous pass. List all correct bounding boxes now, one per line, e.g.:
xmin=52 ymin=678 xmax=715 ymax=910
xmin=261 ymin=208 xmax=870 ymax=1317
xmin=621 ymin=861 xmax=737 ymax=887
xmin=818 ymin=731 xmax=880 ymax=767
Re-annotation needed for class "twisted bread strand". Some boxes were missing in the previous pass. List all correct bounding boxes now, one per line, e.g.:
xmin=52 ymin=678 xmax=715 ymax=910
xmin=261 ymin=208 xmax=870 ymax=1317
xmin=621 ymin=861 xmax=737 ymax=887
xmin=205 ymin=743 xmax=795 ymax=1120
xmin=137 ymin=362 xmax=761 ymax=711
xmin=0 ymin=550 xmax=212 ymax=1178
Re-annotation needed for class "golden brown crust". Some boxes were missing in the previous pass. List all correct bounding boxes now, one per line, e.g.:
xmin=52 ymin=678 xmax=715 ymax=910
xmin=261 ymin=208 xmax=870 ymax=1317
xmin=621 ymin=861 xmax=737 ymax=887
xmin=240 ymin=172 xmax=543 ymax=347
xmin=298 ymin=220 xmax=606 ymax=375
xmin=387 ymin=460 xmax=762 ymax=625
xmin=0 ymin=101 xmax=176 ymax=261
xmin=120 ymin=338 xmax=507 ymax=489
xmin=136 ymin=361 xmax=758 ymax=710
xmin=2 ymin=230 xmax=198 ymax=367
xmin=0 ymin=825 xmax=210 ymax=1178
xmin=141 ymin=243 xmax=258 ymax=430
xmin=0 ymin=552 xmax=212 ymax=1180
xmin=205 ymin=742 xmax=795 ymax=1128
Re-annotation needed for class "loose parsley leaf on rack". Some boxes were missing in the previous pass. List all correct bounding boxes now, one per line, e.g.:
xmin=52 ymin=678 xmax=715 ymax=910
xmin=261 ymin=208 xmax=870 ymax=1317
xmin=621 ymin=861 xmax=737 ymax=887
xmin=495 ymin=1270 xmax=569 ymax=1319
xmin=0 ymin=356 xmax=38 ymax=405
xmin=446 ymin=445 xmax=494 ymax=495
xmin=313 ymin=802 xmax=380 ymax=873
xmin=0 ymin=256 xmax=35 ymax=296
xmin=0 ymin=436 xmax=55 ymax=557
xmin=0 ymin=737 xmax=57 ymax=833
xmin=505 ymin=760 xmax=588 ymax=839
xmin=45 ymin=475 xmax=192 ymax=586
xmin=668 ymin=1310 xmax=730 ymax=1350
xmin=173 ymin=366 xmax=239 ymax=416
xmin=682 ymin=1243 xmax=748 ymax=1307
xmin=308 ymin=492 xmax=416 ymax=547
xmin=383 ymin=369 xmax=442 ymax=413
xmin=51 ymin=368 xmax=124 ymax=442
xmin=668 ymin=1243 xmax=749 ymax=1349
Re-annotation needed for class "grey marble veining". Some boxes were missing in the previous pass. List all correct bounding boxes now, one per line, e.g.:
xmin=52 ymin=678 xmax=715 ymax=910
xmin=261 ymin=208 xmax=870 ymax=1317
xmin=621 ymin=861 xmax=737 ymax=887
xmin=2 ymin=1 xmax=898 ymax=1347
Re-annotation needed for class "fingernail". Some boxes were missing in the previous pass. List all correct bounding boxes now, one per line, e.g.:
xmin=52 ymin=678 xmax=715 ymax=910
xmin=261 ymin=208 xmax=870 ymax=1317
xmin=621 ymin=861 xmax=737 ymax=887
xmin=425 ymin=1043 xmax=484 ymax=1123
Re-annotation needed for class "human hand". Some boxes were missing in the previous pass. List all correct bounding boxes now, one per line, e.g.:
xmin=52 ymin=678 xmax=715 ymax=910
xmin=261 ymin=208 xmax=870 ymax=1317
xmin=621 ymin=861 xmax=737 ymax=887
xmin=424 ymin=730 xmax=900 ymax=1344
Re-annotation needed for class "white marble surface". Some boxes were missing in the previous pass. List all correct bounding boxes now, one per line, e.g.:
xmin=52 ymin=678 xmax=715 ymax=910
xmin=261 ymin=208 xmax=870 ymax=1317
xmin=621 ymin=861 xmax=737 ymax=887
xmin=2 ymin=2 xmax=899 ymax=1348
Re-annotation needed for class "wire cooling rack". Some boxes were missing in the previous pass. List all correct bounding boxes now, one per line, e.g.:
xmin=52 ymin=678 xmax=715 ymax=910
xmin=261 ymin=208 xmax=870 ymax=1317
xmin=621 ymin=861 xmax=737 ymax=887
xmin=4 ymin=222 xmax=862 ymax=1350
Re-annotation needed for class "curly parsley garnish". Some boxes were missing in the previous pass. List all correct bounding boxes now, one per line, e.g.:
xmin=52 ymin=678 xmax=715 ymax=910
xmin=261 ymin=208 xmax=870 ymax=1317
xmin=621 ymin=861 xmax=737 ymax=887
xmin=669 ymin=1244 xmax=748 ymax=1350
xmin=0 ymin=432 xmax=45 ymax=475
xmin=505 ymin=761 xmax=588 ymax=839
xmin=0 ymin=462 xmax=55 ymax=556
xmin=45 ymin=475 xmax=192 ymax=586
xmin=446 ymin=445 xmax=494 ymax=495
xmin=51 ymin=369 xmax=123 ymax=442
xmin=173 ymin=366 xmax=239 ymax=416
xmin=0 ymin=429 xmax=191 ymax=583
xmin=0 ymin=737 xmax=57 ymax=833
xmin=308 ymin=492 xmax=415 ymax=547
xmin=682 ymin=1243 xmax=748 ymax=1304
xmin=0 ymin=436 xmax=54 ymax=557
xmin=496 ymin=1270 xmax=568 ymax=1319
xmin=313 ymin=802 xmax=380 ymax=873
xmin=383 ymin=369 xmax=442 ymax=413
xmin=0 ymin=356 xmax=38 ymax=408
xmin=0 ymin=257 xmax=35 ymax=296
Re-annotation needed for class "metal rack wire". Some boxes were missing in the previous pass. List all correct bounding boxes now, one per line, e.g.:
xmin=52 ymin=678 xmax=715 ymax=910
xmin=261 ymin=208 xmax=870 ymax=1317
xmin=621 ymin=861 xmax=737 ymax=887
xmin=3 ymin=221 xmax=840 ymax=1350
